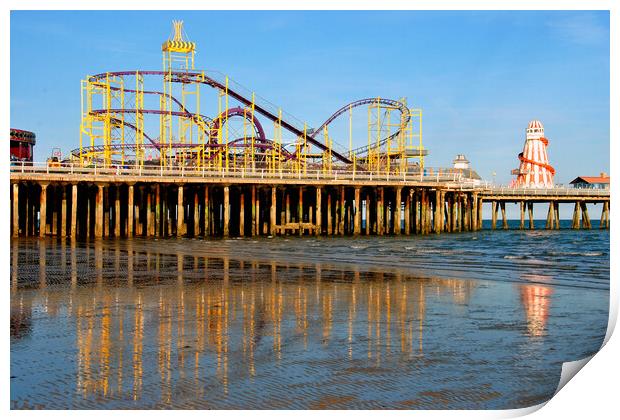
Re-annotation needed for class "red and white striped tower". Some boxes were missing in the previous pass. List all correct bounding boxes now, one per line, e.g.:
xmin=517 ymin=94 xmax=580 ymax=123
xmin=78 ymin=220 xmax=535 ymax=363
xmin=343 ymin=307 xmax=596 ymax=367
xmin=512 ymin=120 xmax=555 ymax=188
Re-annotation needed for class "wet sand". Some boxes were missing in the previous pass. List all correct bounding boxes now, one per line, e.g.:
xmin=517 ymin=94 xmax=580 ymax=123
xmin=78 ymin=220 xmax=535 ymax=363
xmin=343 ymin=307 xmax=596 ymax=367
xmin=10 ymin=232 xmax=609 ymax=409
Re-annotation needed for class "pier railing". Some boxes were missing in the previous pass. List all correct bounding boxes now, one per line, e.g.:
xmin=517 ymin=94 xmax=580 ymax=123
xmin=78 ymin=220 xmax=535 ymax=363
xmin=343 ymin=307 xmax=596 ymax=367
xmin=9 ymin=162 xmax=611 ymax=197
xmin=481 ymin=185 xmax=610 ymax=197
xmin=11 ymin=161 xmax=474 ymax=185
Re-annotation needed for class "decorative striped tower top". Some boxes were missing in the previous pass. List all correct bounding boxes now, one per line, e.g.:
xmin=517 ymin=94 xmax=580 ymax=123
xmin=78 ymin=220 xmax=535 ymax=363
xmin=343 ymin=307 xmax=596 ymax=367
xmin=513 ymin=120 xmax=555 ymax=188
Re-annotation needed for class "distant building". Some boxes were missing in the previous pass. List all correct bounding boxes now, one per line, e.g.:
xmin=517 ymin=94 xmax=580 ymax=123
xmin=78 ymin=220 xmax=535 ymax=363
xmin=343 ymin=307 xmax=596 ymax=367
xmin=569 ymin=173 xmax=610 ymax=189
xmin=452 ymin=154 xmax=470 ymax=170
xmin=10 ymin=128 xmax=36 ymax=162
xmin=449 ymin=154 xmax=481 ymax=183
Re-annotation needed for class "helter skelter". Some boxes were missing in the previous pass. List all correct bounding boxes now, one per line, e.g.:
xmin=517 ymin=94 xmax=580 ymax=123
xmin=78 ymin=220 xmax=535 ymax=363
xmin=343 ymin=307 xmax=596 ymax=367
xmin=511 ymin=120 xmax=555 ymax=188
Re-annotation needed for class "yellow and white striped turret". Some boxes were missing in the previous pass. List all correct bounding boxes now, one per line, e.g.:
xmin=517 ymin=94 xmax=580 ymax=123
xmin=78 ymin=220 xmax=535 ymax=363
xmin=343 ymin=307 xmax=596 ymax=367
xmin=162 ymin=20 xmax=196 ymax=53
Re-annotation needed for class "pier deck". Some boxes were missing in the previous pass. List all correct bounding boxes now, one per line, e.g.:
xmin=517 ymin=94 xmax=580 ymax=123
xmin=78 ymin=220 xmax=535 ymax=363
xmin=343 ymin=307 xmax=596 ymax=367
xmin=10 ymin=163 xmax=610 ymax=238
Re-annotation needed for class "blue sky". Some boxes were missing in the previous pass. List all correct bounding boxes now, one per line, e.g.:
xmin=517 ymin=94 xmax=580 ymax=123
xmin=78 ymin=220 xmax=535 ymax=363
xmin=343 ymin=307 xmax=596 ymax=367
xmin=11 ymin=10 xmax=609 ymax=187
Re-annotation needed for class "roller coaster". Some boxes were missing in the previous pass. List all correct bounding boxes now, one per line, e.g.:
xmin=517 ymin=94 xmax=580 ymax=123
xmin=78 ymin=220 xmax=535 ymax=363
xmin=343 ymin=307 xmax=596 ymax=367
xmin=77 ymin=21 xmax=427 ymax=174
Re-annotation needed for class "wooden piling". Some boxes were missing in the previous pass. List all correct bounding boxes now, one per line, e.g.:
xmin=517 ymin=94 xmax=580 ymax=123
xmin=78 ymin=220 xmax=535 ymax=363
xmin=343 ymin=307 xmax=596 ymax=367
xmin=127 ymin=184 xmax=134 ymax=237
xmin=95 ymin=183 xmax=103 ymax=238
xmin=572 ymin=202 xmax=580 ymax=229
xmin=404 ymin=190 xmax=410 ymax=234
xmin=395 ymin=187 xmax=402 ymax=235
xmin=581 ymin=202 xmax=591 ymax=229
xmin=546 ymin=202 xmax=553 ymax=230
xmin=223 ymin=185 xmax=230 ymax=237
xmin=12 ymin=184 xmax=19 ymax=237
xmin=299 ymin=186 xmax=304 ymax=236
xmin=378 ymin=187 xmax=384 ymax=235
xmin=71 ymin=184 xmax=78 ymax=238
xmin=240 ymin=191 xmax=245 ymax=236
xmin=472 ymin=193 xmax=478 ymax=231
xmin=316 ymin=187 xmax=322 ymax=236
xmin=204 ymin=186 xmax=210 ymax=236
xmin=339 ymin=186 xmax=345 ymax=235
xmin=270 ymin=186 xmax=277 ymax=236
xmin=193 ymin=188 xmax=200 ymax=237
xmin=177 ymin=185 xmax=184 ymax=237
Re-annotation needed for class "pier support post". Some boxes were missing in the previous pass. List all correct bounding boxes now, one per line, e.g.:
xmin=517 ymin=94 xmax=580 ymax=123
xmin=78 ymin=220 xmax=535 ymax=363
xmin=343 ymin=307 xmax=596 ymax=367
xmin=581 ymin=202 xmax=591 ymax=229
xmin=256 ymin=187 xmax=261 ymax=236
xmin=240 ymin=190 xmax=245 ymax=236
xmin=316 ymin=187 xmax=322 ymax=236
xmin=12 ymin=184 xmax=19 ymax=237
xmin=177 ymin=185 xmax=184 ymax=237
xmin=472 ymin=193 xmax=478 ymax=231
xmin=478 ymin=197 xmax=484 ymax=231
xmin=500 ymin=202 xmax=507 ymax=230
xmin=86 ymin=189 xmax=91 ymax=238
xmin=528 ymin=202 xmax=534 ymax=230
xmin=271 ymin=186 xmax=277 ymax=236
xmin=60 ymin=186 xmax=67 ymax=237
xmin=299 ymin=186 xmax=304 ymax=236
xmin=450 ymin=193 xmax=456 ymax=233
xmin=354 ymin=187 xmax=361 ymax=235
xmin=204 ymin=186 xmax=210 ymax=237
xmin=135 ymin=187 xmax=142 ymax=236
xmin=95 ymin=183 xmax=104 ymax=238
xmin=366 ymin=193 xmax=372 ymax=235
xmin=519 ymin=201 xmax=525 ymax=230
xmin=71 ymin=184 xmax=78 ymax=238
xmin=193 ymin=188 xmax=199 ymax=237
xmin=146 ymin=187 xmax=153 ymax=237
xmin=127 ymin=184 xmax=134 ymax=237
xmin=600 ymin=202 xmax=609 ymax=229
xmin=377 ymin=187 xmax=384 ymax=235
xmin=554 ymin=202 xmax=560 ymax=229
xmin=420 ymin=189 xmax=427 ymax=234
xmin=327 ymin=193 xmax=332 ymax=235
xmin=155 ymin=184 xmax=160 ymax=237
xmin=572 ymin=202 xmax=581 ymax=229
xmin=546 ymin=202 xmax=553 ymax=230
xmin=434 ymin=190 xmax=440 ymax=234
xmin=491 ymin=201 xmax=497 ymax=230
xmin=252 ymin=186 xmax=257 ymax=236
xmin=404 ymin=190 xmax=410 ymax=235
xmin=339 ymin=186 xmax=345 ymax=235
xmin=223 ymin=185 xmax=230 ymax=237
xmin=114 ymin=185 xmax=121 ymax=237
xmin=395 ymin=187 xmax=402 ymax=235
xmin=285 ymin=190 xmax=291 ymax=230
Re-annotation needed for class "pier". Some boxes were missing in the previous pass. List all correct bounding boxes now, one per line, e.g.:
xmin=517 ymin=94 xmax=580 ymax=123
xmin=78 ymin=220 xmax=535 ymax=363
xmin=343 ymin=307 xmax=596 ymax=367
xmin=10 ymin=163 xmax=610 ymax=239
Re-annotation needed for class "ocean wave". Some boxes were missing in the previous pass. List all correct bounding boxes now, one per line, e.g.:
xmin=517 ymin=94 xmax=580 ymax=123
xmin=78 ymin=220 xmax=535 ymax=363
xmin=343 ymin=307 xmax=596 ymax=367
xmin=546 ymin=251 xmax=604 ymax=257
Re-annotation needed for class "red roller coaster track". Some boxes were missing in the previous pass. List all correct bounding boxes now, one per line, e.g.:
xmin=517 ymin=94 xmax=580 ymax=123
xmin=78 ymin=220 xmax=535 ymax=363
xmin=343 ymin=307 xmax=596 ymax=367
xmin=88 ymin=70 xmax=354 ymax=164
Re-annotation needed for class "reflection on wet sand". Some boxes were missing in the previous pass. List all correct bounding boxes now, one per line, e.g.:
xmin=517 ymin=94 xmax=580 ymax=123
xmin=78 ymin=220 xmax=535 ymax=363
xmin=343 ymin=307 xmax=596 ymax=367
xmin=10 ymin=238 xmax=560 ymax=409
xmin=520 ymin=283 xmax=553 ymax=337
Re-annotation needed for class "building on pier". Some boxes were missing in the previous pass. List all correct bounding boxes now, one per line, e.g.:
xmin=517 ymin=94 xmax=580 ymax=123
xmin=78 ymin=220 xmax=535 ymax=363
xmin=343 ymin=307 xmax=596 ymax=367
xmin=450 ymin=154 xmax=482 ymax=185
xmin=511 ymin=120 xmax=555 ymax=188
xmin=10 ymin=128 xmax=36 ymax=163
xmin=570 ymin=173 xmax=610 ymax=189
